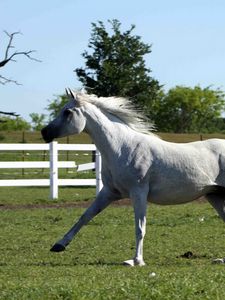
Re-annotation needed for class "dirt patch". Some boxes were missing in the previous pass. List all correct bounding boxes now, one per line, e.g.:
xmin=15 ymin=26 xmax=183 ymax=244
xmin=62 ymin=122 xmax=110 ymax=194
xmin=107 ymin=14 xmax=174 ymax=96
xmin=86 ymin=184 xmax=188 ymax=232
xmin=0 ymin=197 xmax=207 ymax=211
xmin=0 ymin=198 xmax=132 ymax=210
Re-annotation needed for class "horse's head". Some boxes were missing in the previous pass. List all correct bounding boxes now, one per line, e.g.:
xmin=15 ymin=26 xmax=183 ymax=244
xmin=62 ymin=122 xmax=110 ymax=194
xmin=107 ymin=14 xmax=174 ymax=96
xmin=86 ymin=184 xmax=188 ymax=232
xmin=41 ymin=89 xmax=86 ymax=143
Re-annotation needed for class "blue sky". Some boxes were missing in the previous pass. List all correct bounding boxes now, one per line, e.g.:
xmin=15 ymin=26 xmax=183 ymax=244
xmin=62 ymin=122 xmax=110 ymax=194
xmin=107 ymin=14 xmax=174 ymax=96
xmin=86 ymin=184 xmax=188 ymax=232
xmin=1 ymin=0 xmax=225 ymax=121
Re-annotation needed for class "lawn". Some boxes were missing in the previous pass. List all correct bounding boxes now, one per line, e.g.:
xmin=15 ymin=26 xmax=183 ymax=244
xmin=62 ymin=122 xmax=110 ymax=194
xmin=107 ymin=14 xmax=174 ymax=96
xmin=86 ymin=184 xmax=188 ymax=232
xmin=1 ymin=132 xmax=225 ymax=299
xmin=1 ymin=202 xmax=225 ymax=299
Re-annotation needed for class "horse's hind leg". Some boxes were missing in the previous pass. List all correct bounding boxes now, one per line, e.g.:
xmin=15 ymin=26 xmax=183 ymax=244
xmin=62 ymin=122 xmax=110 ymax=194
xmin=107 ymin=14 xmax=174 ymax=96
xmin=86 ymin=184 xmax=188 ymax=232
xmin=206 ymin=190 xmax=225 ymax=222
xmin=123 ymin=186 xmax=148 ymax=267
xmin=206 ymin=190 xmax=225 ymax=263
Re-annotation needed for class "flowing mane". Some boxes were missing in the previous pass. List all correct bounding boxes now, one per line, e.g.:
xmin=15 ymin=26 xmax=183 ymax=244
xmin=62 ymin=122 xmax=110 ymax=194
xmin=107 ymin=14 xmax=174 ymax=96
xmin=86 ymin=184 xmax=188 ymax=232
xmin=75 ymin=92 xmax=155 ymax=135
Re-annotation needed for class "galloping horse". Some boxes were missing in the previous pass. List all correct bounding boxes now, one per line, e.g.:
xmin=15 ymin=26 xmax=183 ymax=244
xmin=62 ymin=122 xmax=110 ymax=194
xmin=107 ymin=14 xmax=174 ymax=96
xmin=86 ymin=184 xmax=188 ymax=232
xmin=41 ymin=89 xmax=225 ymax=266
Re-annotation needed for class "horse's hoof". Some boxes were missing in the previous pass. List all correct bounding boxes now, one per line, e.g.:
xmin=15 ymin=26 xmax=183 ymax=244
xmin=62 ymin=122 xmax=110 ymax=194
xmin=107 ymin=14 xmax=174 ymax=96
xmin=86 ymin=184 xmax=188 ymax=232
xmin=212 ymin=258 xmax=225 ymax=264
xmin=123 ymin=259 xmax=146 ymax=267
xmin=50 ymin=243 xmax=65 ymax=252
xmin=123 ymin=259 xmax=135 ymax=267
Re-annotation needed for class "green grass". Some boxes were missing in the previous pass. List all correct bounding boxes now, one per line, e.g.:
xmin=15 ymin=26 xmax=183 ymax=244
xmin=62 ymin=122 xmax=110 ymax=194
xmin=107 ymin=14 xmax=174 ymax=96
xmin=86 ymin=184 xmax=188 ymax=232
xmin=0 ymin=186 xmax=96 ymax=205
xmin=1 ymin=202 xmax=225 ymax=299
xmin=1 ymin=130 xmax=225 ymax=143
xmin=1 ymin=132 xmax=225 ymax=299
xmin=0 ymin=130 xmax=92 ymax=144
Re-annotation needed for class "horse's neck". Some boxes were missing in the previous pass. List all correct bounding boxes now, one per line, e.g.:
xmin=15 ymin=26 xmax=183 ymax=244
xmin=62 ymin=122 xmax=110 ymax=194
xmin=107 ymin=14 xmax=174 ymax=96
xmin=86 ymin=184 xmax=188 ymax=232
xmin=83 ymin=104 xmax=129 ymax=158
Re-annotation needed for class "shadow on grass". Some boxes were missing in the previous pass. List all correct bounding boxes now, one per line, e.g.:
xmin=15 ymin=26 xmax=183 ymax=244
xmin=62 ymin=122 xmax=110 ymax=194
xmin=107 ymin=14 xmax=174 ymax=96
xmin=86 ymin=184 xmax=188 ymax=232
xmin=24 ymin=253 xmax=212 ymax=268
xmin=26 ymin=260 xmax=125 ymax=267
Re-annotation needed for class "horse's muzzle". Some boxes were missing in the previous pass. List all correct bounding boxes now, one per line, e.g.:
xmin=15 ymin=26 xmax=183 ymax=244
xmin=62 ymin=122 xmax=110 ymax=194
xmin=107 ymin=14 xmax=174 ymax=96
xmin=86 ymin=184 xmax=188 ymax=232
xmin=41 ymin=126 xmax=53 ymax=143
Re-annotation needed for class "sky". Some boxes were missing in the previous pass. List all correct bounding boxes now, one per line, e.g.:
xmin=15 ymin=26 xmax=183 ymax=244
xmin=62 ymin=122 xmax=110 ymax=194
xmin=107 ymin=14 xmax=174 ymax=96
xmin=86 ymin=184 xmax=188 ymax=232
xmin=1 ymin=0 xmax=225 ymax=121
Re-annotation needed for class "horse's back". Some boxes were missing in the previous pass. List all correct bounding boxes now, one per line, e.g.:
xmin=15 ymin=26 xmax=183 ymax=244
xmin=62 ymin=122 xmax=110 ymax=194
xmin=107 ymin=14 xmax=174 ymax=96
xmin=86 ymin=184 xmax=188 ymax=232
xmin=193 ymin=138 xmax=225 ymax=151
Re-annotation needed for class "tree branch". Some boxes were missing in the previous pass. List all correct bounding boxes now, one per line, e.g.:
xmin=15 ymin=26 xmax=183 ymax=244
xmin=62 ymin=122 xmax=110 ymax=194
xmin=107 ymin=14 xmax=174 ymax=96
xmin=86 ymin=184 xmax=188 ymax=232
xmin=4 ymin=30 xmax=20 ymax=60
xmin=0 ymin=31 xmax=41 ymax=68
xmin=0 ymin=30 xmax=41 ymax=69
xmin=0 ymin=111 xmax=20 ymax=117
xmin=0 ymin=30 xmax=41 ymax=85
xmin=0 ymin=75 xmax=22 ymax=85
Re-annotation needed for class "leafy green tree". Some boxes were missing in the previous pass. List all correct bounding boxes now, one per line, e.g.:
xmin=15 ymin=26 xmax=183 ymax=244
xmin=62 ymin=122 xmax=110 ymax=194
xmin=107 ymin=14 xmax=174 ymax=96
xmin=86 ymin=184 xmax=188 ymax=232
xmin=153 ymin=86 xmax=225 ymax=133
xmin=46 ymin=95 xmax=68 ymax=119
xmin=0 ymin=116 xmax=31 ymax=131
xmin=29 ymin=113 xmax=47 ymax=131
xmin=75 ymin=19 xmax=161 ymax=111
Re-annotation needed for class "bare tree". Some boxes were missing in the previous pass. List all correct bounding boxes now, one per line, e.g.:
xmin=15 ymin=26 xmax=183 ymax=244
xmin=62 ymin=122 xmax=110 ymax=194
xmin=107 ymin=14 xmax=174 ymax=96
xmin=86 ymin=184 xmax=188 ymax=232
xmin=0 ymin=30 xmax=41 ymax=118
xmin=0 ymin=30 xmax=41 ymax=85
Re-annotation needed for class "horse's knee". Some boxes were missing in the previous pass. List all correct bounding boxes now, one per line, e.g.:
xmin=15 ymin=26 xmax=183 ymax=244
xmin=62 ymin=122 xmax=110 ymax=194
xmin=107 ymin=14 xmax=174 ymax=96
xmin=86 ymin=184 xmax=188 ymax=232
xmin=136 ymin=228 xmax=146 ymax=240
xmin=79 ymin=213 xmax=91 ymax=225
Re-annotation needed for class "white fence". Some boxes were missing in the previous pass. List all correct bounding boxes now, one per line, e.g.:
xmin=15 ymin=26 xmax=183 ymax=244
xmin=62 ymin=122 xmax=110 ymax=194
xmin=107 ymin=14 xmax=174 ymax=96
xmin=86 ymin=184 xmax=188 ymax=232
xmin=0 ymin=142 xmax=102 ymax=199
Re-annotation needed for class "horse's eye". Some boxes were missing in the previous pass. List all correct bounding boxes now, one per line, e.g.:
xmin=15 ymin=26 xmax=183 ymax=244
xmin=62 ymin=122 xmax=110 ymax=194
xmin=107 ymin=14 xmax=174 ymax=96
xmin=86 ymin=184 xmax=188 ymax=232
xmin=64 ymin=109 xmax=72 ymax=117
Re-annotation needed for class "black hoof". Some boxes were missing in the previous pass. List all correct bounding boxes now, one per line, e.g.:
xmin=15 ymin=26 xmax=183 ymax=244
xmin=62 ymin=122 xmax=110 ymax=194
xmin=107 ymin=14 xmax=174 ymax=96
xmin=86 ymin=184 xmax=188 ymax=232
xmin=50 ymin=243 xmax=66 ymax=252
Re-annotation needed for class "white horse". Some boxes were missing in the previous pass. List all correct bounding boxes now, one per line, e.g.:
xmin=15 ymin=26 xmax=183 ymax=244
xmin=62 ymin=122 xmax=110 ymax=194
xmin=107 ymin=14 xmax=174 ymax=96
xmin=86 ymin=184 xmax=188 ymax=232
xmin=41 ymin=89 xmax=225 ymax=266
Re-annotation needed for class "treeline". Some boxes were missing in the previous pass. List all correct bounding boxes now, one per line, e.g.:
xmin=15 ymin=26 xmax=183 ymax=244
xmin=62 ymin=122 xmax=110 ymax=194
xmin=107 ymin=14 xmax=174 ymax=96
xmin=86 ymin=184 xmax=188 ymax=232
xmin=1 ymin=20 xmax=225 ymax=133
xmin=2 ymin=84 xmax=224 ymax=134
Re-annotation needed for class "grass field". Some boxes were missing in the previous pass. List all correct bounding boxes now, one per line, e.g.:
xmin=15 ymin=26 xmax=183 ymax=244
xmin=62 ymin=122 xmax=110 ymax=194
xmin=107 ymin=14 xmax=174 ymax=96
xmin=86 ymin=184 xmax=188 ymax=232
xmin=1 ymin=132 xmax=225 ymax=299
xmin=1 ymin=202 xmax=225 ymax=299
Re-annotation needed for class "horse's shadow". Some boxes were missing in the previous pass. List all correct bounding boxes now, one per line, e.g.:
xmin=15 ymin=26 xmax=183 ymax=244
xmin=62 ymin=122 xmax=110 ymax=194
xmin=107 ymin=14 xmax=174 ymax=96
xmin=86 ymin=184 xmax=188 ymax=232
xmin=28 ymin=261 xmax=123 ymax=267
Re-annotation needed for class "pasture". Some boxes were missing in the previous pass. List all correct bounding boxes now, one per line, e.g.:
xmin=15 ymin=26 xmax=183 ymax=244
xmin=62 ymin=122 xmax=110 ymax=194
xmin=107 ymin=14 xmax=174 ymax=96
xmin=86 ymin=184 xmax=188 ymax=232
xmin=1 ymin=132 xmax=225 ymax=299
xmin=1 ymin=201 xmax=225 ymax=299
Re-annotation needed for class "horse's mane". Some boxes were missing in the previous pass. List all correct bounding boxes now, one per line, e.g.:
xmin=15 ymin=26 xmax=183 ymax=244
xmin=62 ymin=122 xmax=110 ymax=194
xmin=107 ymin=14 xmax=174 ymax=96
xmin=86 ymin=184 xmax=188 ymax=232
xmin=75 ymin=92 xmax=155 ymax=135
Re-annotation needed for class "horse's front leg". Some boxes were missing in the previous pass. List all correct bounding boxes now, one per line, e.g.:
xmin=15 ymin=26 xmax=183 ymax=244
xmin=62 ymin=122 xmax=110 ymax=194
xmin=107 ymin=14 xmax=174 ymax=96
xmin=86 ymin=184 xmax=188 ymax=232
xmin=124 ymin=186 xmax=148 ymax=267
xmin=50 ymin=187 xmax=118 ymax=252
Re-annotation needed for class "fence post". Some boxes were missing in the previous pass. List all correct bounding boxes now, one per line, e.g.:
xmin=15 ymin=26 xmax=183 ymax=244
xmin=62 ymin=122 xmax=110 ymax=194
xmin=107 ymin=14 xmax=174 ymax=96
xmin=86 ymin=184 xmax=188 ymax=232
xmin=95 ymin=149 xmax=102 ymax=195
xmin=50 ymin=141 xmax=58 ymax=199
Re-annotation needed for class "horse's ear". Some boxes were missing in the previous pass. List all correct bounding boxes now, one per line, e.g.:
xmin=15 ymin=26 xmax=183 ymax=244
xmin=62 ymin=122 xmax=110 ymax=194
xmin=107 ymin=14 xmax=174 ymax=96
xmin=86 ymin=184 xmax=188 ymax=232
xmin=69 ymin=88 xmax=77 ymax=99
xmin=69 ymin=88 xmax=76 ymax=99
xmin=65 ymin=88 xmax=83 ymax=107
xmin=65 ymin=88 xmax=70 ymax=98
xmin=65 ymin=88 xmax=76 ymax=100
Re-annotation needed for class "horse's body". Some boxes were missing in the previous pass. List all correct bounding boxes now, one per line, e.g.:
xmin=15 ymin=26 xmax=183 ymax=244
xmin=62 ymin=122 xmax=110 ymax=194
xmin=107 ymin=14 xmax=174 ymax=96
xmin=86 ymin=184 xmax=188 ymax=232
xmin=101 ymin=135 xmax=224 ymax=205
xmin=42 ymin=90 xmax=225 ymax=266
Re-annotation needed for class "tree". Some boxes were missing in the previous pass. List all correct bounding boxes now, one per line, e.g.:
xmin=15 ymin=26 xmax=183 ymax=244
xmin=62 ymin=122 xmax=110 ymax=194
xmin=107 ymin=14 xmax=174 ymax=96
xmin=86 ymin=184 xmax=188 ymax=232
xmin=46 ymin=94 xmax=68 ymax=119
xmin=75 ymin=19 xmax=161 ymax=112
xmin=0 ymin=110 xmax=19 ymax=122
xmin=0 ymin=31 xmax=40 ymax=85
xmin=153 ymin=86 xmax=225 ymax=133
xmin=0 ymin=30 xmax=41 ymax=121
xmin=0 ymin=116 xmax=30 ymax=131
xmin=29 ymin=113 xmax=47 ymax=131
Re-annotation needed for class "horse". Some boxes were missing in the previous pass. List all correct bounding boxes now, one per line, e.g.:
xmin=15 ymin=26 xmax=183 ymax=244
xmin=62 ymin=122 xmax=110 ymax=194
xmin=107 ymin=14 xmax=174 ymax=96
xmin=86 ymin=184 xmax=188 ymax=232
xmin=41 ymin=89 xmax=225 ymax=266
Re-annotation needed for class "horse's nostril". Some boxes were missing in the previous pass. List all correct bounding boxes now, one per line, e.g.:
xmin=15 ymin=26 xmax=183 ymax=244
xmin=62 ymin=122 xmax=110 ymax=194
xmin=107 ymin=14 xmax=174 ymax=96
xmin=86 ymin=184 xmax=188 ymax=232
xmin=41 ymin=126 xmax=46 ymax=133
xmin=41 ymin=126 xmax=52 ymax=143
xmin=41 ymin=127 xmax=46 ymax=138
